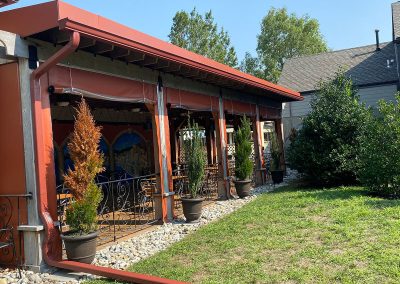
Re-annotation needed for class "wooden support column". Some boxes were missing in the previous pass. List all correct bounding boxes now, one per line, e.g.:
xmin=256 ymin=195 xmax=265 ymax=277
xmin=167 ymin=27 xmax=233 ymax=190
xmin=205 ymin=119 xmax=213 ymax=165
xmin=147 ymin=77 xmax=174 ymax=222
xmin=252 ymin=105 xmax=265 ymax=186
xmin=212 ymin=126 xmax=217 ymax=164
xmin=274 ymin=118 xmax=286 ymax=173
xmin=169 ymin=123 xmax=178 ymax=169
xmin=212 ymin=95 xmax=230 ymax=199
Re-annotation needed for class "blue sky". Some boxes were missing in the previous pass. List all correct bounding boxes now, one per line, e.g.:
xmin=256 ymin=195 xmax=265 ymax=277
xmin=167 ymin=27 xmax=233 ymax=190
xmin=3 ymin=0 xmax=396 ymax=61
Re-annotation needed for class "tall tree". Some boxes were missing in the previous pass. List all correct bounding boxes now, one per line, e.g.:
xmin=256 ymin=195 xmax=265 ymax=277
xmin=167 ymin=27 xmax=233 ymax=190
xmin=241 ymin=8 xmax=327 ymax=83
xmin=239 ymin=52 xmax=264 ymax=78
xmin=169 ymin=8 xmax=238 ymax=67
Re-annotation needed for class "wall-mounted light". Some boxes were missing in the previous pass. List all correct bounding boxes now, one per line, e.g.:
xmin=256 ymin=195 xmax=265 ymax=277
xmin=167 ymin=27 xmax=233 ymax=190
xmin=57 ymin=101 xmax=70 ymax=107
xmin=131 ymin=108 xmax=141 ymax=113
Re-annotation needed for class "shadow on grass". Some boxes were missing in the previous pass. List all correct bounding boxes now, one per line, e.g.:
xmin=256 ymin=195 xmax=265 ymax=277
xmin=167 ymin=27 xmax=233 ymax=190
xmin=364 ymin=199 xmax=400 ymax=209
xmin=272 ymin=182 xmax=400 ymax=209
xmin=269 ymin=184 xmax=367 ymax=201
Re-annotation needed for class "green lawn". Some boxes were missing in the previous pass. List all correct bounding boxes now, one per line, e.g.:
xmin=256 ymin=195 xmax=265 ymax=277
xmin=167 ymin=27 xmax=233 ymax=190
xmin=86 ymin=186 xmax=400 ymax=283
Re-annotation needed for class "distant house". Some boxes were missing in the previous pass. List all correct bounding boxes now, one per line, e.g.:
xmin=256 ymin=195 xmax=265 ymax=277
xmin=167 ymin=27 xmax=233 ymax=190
xmin=278 ymin=2 xmax=400 ymax=142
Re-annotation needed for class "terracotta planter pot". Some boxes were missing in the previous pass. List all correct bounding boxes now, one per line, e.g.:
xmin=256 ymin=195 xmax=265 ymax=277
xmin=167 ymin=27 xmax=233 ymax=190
xmin=270 ymin=170 xmax=284 ymax=184
xmin=234 ymin=179 xmax=252 ymax=198
xmin=181 ymin=197 xmax=204 ymax=223
xmin=61 ymin=231 xmax=98 ymax=264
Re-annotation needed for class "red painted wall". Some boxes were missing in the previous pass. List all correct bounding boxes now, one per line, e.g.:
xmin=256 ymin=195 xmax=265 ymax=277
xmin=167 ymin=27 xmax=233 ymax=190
xmin=52 ymin=122 xmax=153 ymax=146
xmin=52 ymin=121 xmax=155 ymax=176
xmin=0 ymin=62 xmax=27 ymax=264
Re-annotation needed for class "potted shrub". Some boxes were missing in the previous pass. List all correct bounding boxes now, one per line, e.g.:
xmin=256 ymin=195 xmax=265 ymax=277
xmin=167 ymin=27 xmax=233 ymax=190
xmin=181 ymin=119 xmax=207 ymax=223
xmin=233 ymin=116 xmax=253 ymax=198
xmin=61 ymin=99 xmax=104 ymax=264
xmin=270 ymin=132 xmax=284 ymax=184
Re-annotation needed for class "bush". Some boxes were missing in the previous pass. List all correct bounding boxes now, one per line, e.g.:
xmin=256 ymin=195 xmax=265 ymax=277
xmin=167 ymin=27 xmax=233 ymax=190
xmin=234 ymin=116 xmax=253 ymax=180
xmin=358 ymin=94 xmax=400 ymax=197
xmin=287 ymin=71 xmax=369 ymax=185
xmin=66 ymin=182 xmax=102 ymax=233
xmin=184 ymin=119 xmax=207 ymax=198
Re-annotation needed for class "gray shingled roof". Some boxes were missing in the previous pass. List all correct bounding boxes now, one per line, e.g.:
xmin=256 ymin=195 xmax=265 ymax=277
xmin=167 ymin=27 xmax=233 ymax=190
xmin=278 ymin=42 xmax=398 ymax=93
xmin=392 ymin=2 xmax=400 ymax=41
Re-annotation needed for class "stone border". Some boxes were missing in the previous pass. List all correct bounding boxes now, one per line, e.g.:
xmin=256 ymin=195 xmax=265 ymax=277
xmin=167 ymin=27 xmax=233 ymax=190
xmin=0 ymin=173 xmax=296 ymax=284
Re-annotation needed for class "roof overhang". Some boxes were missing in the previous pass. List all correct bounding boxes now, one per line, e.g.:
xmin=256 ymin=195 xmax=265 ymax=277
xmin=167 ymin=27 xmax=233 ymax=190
xmin=0 ymin=0 xmax=303 ymax=102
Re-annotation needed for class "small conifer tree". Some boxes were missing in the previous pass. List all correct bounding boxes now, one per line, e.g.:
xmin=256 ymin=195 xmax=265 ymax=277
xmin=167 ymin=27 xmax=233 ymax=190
xmin=183 ymin=118 xmax=207 ymax=198
xmin=64 ymin=99 xmax=104 ymax=234
xmin=234 ymin=116 xmax=253 ymax=180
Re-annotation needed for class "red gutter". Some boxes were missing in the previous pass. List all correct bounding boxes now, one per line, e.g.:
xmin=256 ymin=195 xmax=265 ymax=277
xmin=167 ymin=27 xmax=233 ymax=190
xmin=30 ymin=31 xmax=186 ymax=284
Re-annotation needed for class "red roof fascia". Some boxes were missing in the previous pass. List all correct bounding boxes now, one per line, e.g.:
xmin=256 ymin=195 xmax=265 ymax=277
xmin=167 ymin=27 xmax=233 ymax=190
xmin=56 ymin=1 xmax=302 ymax=101
xmin=0 ymin=0 xmax=303 ymax=101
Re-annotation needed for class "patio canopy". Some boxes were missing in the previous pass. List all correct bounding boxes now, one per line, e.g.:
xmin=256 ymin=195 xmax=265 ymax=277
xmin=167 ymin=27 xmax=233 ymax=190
xmin=0 ymin=0 xmax=302 ymax=103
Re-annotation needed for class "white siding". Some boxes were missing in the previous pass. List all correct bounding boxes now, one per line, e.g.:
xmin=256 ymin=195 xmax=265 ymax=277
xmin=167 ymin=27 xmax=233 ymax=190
xmin=282 ymin=84 xmax=398 ymax=141
xmin=358 ymin=84 xmax=398 ymax=107
xmin=283 ymin=94 xmax=314 ymax=118
xmin=283 ymin=84 xmax=398 ymax=119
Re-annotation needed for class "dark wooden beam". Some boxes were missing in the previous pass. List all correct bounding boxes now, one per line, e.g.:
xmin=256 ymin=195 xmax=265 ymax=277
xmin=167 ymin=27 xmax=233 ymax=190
xmin=163 ymin=63 xmax=182 ymax=73
xmin=153 ymin=59 xmax=170 ymax=69
xmin=141 ymin=56 xmax=159 ymax=66
xmin=192 ymin=72 xmax=209 ymax=81
xmin=78 ymin=37 xmax=96 ymax=49
xmin=183 ymin=69 xmax=201 ymax=78
xmin=125 ymin=51 xmax=145 ymax=63
xmin=90 ymin=42 xmax=114 ymax=54
xmin=110 ymin=48 xmax=130 ymax=59
xmin=54 ymin=31 xmax=71 ymax=44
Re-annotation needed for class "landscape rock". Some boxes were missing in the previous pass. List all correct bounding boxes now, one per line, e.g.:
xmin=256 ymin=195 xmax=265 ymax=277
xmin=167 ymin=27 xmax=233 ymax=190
xmin=0 ymin=173 xmax=296 ymax=283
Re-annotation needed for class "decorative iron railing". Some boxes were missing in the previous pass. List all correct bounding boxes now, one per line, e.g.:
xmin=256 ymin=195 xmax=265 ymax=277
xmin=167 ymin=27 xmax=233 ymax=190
xmin=173 ymin=164 xmax=219 ymax=216
xmin=0 ymin=193 xmax=32 ymax=266
xmin=57 ymin=173 xmax=159 ymax=246
xmin=226 ymin=143 xmax=256 ymax=184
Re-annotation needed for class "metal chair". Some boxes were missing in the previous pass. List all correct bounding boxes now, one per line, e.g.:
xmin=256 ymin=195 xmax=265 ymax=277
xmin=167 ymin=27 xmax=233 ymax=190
xmin=0 ymin=226 xmax=21 ymax=278
xmin=138 ymin=180 xmax=156 ymax=218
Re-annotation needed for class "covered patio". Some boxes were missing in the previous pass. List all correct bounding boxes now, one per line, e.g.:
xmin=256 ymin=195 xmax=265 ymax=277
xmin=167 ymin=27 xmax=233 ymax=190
xmin=0 ymin=0 xmax=302 ymax=279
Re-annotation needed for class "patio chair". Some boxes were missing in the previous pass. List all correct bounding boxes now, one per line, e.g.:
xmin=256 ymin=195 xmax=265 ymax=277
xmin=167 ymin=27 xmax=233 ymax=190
xmin=0 ymin=226 xmax=21 ymax=278
xmin=138 ymin=180 xmax=155 ymax=217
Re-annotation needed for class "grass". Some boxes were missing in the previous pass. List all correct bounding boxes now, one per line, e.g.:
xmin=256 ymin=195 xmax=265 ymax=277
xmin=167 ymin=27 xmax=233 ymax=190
xmin=85 ymin=186 xmax=400 ymax=283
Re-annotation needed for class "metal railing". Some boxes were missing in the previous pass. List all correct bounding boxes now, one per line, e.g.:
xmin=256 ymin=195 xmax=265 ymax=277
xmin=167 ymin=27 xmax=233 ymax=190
xmin=57 ymin=173 xmax=159 ymax=246
xmin=0 ymin=193 xmax=32 ymax=266
xmin=173 ymin=164 xmax=219 ymax=216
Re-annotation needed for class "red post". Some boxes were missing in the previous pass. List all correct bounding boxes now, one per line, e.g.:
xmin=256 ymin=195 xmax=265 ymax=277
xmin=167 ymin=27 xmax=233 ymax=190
xmin=147 ymin=79 xmax=174 ymax=222
xmin=213 ymin=96 xmax=230 ymax=199
xmin=274 ymin=118 xmax=286 ymax=173
xmin=252 ymin=105 xmax=265 ymax=186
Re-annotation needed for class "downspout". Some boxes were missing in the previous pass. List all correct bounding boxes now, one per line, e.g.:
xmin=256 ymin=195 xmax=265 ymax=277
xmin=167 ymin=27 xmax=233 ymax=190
xmin=30 ymin=31 xmax=185 ymax=284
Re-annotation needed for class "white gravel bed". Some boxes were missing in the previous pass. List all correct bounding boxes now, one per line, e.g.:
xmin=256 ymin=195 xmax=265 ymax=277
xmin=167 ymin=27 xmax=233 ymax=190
xmin=0 ymin=172 xmax=297 ymax=284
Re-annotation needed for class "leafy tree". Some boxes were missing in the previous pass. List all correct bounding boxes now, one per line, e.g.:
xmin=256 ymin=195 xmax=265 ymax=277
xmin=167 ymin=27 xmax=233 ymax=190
xmin=359 ymin=94 xmax=400 ymax=198
xmin=287 ymin=71 xmax=369 ymax=185
xmin=239 ymin=52 xmax=264 ymax=78
xmin=253 ymin=7 xmax=327 ymax=82
xmin=234 ymin=116 xmax=253 ymax=180
xmin=169 ymin=8 xmax=238 ymax=67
